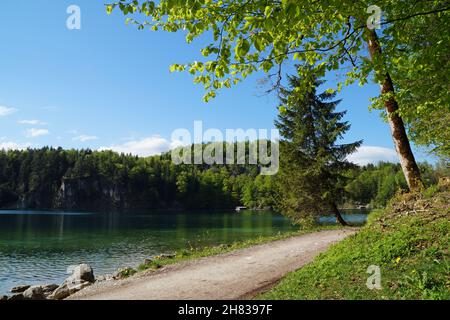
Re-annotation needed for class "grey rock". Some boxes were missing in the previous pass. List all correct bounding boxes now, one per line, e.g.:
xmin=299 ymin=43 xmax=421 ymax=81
xmin=48 ymin=285 xmax=71 ymax=300
xmin=42 ymin=284 xmax=59 ymax=294
xmin=96 ymin=274 xmax=114 ymax=282
xmin=48 ymin=280 xmax=92 ymax=300
xmin=95 ymin=275 xmax=106 ymax=282
xmin=46 ymin=264 xmax=95 ymax=300
xmin=23 ymin=285 xmax=45 ymax=300
xmin=67 ymin=264 xmax=95 ymax=283
xmin=10 ymin=285 xmax=31 ymax=293
xmin=144 ymin=258 xmax=153 ymax=265
xmin=1 ymin=295 xmax=8 ymax=301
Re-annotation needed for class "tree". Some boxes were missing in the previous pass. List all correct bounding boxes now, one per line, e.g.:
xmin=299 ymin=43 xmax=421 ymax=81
xmin=274 ymin=71 xmax=362 ymax=226
xmin=106 ymin=0 xmax=450 ymax=190
xmin=386 ymin=8 xmax=450 ymax=159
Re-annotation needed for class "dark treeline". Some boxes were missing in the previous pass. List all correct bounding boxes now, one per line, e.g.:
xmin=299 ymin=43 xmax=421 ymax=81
xmin=0 ymin=146 xmax=447 ymax=212
xmin=0 ymin=145 xmax=263 ymax=211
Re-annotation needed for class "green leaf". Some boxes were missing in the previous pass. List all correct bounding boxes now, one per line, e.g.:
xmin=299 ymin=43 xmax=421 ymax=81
xmin=235 ymin=38 xmax=250 ymax=58
xmin=106 ymin=5 xmax=114 ymax=15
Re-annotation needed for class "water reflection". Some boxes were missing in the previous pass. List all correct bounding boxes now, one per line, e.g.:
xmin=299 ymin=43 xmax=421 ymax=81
xmin=0 ymin=210 xmax=294 ymax=294
xmin=0 ymin=209 xmax=368 ymax=295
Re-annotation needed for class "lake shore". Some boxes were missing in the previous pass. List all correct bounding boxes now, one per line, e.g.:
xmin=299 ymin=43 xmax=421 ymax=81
xmin=0 ymin=210 xmax=300 ymax=295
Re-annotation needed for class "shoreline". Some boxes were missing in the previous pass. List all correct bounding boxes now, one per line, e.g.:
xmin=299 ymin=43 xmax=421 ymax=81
xmin=2 ymin=226 xmax=347 ymax=300
xmin=68 ymin=228 xmax=356 ymax=300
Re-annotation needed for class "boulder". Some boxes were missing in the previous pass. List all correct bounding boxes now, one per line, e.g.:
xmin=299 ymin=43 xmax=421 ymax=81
xmin=23 ymin=286 xmax=45 ymax=300
xmin=19 ymin=284 xmax=59 ymax=300
xmin=1 ymin=295 xmax=8 ymax=301
xmin=10 ymin=285 xmax=30 ymax=293
xmin=47 ymin=264 xmax=95 ymax=300
xmin=67 ymin=264 xmax=95 ymax=283
xmin=48 ymin=280 xmax=92 ymax=300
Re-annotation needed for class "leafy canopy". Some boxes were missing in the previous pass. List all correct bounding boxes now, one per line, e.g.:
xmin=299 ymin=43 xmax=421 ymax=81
xmin=107 ymin=0 xmax=450 ymax=155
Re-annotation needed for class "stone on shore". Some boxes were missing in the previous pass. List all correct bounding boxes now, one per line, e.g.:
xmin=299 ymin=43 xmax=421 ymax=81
xmin=23 ymin=286 xmax=45 ymax=300
xmin=96 ymin=274 xmax=114 ymax=282
xmin=20 ymin=284 xmax=59 ymax=300
xmin=10 ymin=285 xmax=31 ymax=293
xmin=67 ymin=264 xmax=95 ymax=283
xmin=42 ymin=284 xmax=59 ymax=293
xmin=48 ymin=264 xmax=95 ymax=300
xmin=49 ymin=280 xmax=92 ymax=300
xmin=5 ymin=264 xmax=95 ymax=301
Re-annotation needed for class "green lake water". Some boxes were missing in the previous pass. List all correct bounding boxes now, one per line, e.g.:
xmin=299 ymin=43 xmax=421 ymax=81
xmin=0 ymin=210 xmax=368 ymax=295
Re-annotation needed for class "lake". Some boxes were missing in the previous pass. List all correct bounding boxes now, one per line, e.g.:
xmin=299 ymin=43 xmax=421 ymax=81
xmin=0 ymin=210 xmax=368 ymax=295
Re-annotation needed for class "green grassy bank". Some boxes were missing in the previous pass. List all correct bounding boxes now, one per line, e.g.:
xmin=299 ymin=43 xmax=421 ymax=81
xmin=261 ymin=180 xmax=450 ymax=300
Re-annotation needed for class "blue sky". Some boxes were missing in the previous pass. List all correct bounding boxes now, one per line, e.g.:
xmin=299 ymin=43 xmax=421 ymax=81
xmin=0 ymin=0 xmax=435 ymax=164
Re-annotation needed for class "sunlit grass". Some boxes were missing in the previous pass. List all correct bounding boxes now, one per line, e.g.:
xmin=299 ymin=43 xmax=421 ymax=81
xmin=260 ymin=183 xmax=450 ymax=300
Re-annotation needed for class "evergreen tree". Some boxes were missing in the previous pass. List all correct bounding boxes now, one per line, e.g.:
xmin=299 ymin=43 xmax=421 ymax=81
xmin=275 ymin=70 xmax=362 ymax=226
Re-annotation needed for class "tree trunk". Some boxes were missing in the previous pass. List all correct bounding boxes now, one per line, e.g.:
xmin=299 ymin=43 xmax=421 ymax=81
xmin=366 ymin=30 xmax=423 ymax=191
xmin=331 ymin=202 xmax=348 ymax=226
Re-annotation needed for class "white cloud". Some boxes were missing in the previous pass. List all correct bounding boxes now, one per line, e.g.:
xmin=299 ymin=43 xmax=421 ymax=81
xmin=0 ymin=141 xmax=31 ymax=150
xmin=18 ymin=119 xmax=47 ymax=125
xmin=347 ymin=146 xmax=399 ymax=165
xmin=0 ymin=106 xmax=17 ymax=117
xmin=25 ymin=128 xmax=49 ymax=138
xmin=73 ymin=135 xmax=99 ymax=142
xmin=99 ymin=136 xmax=179 ymax=157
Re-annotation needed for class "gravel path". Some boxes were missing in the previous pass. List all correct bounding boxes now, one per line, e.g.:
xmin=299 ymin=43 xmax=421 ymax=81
xmin=69 ymin=229 xmax=356 ymax=300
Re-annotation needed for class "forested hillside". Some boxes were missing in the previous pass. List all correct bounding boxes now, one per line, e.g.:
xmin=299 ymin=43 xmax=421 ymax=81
xmin=0 ymin=146 xmax=446 ymax=212
xmin=0 ymin=144 xmax=269 ymax=211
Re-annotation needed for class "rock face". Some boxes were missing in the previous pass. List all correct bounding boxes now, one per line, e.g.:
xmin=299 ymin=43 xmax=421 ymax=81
xmin=48 ymin=264 xmax=95 ymax=300
xmin=55 ymin=178 xmax=127 ymax=211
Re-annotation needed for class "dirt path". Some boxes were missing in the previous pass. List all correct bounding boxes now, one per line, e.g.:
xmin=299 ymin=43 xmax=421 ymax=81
xmin=70 ymin=229 xmax=356 ymax=300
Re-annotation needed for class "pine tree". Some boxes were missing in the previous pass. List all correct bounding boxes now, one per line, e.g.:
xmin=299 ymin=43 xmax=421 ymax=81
xmin=275 ymin=70 xmax=362 ymax=226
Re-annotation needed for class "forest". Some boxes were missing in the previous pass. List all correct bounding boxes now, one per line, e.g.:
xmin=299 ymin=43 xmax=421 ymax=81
xmin=100 ymin=0 xmax=449 ymax=225
xmin=0 ymin=146 xmax=446 ymax=213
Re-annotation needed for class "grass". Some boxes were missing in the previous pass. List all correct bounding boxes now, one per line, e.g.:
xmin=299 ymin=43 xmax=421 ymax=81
xmin=260 ymin=180 xmax=450 ymax=300
xmin=117 ymin=225 xmax=341 ymax=277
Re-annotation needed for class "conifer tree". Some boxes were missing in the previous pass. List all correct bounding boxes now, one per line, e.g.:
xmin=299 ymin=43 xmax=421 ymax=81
xmin=275 ymin=70 xmax=362 ymax=226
